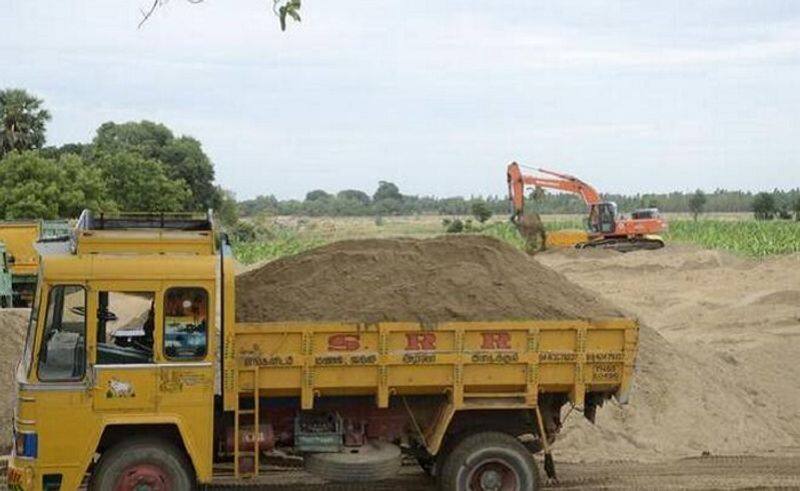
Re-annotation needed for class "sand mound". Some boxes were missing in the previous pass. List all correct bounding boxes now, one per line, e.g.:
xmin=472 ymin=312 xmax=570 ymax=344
xmin=749 ymin=290 xmax=800 ymax=306
xmin=0 ymin=309 xmax=29 ymax=451
xmin=539 ymin=245 xmax=800 ymax=462
xmin=236 ymin=235 xmax=622 ymax=323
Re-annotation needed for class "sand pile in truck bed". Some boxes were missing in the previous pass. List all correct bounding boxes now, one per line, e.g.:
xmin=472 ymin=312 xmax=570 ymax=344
xmin=236 ymin=235 xmax=621 ymax=323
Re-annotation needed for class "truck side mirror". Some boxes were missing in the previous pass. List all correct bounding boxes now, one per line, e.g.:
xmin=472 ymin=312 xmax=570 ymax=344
xmin=7 ymin=254 xmax=15 ymax=265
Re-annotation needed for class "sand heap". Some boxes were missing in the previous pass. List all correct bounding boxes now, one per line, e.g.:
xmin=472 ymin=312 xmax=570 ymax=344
xmin=236 ymin=235 xmax=621 ymax=323
xmin=539 ymin=246 xmax=800 ymax=462
xmin=0 ymin=309 xmax=29 ymax=452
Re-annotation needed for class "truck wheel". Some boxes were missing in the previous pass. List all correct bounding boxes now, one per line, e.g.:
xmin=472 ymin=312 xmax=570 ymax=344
xmin=439 ymin=432 xmax=539 ymax=491
xmin=305 ymin=441 xmax=402 ymax=482
xmin=90 ymin=436 xmax=194 ymax=491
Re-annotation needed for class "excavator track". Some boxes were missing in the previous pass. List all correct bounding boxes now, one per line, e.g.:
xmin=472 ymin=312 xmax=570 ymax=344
xmin=576 ymin=236 xmax=664 ymax=253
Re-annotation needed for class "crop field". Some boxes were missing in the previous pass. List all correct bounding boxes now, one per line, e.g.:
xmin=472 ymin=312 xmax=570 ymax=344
xmin=665 ymin=219 xmax=800 ymax=257
xmin=232 ymin=213 xmax=800 ymax=264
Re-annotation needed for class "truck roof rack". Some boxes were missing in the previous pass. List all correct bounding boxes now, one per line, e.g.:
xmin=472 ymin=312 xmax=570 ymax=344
xmin=70 ymin=210 xmax=217 ymax=256
xmin=76 ymin=210 xmax=213 ymax=232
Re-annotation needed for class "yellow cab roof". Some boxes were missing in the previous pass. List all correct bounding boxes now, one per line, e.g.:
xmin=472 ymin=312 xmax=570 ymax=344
xmin=39 ymin=210 xmax=218 ymax=282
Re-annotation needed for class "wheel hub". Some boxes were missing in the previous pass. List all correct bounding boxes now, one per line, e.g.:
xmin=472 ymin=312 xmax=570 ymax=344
xmin=480 ymin=469 xmax=503 ymax=489
xmin=469 ymin=459 xmax=519 ymax=491
xmin=115 ymin=463 xmax=170 ymax=491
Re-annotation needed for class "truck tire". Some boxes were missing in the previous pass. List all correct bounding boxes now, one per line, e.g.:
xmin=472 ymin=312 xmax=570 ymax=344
xmin=89 ymin=436 xmax=194 ymax=491
xmin=305 ymin=441 xmax=402 ymax=482
xmin=439 ymin=432 xmax=539 ymax=491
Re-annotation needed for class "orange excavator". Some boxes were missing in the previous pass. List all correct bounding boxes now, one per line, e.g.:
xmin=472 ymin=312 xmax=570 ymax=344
xmin=507 ymin=162 xmax=667 ymax=252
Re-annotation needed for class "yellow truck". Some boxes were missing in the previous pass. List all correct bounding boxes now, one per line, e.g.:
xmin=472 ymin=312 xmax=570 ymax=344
xmin=7 ymin=211 xmax=639 ymax=491
xmin=0 ymin=220 xmax=71 ymax=307
xmin=0 ymin=221 xmax=41 ymax=307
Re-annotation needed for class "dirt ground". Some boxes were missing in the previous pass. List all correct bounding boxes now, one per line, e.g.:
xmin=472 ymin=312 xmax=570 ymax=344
xmin=206 ymin=452 xmax=800 ymax=490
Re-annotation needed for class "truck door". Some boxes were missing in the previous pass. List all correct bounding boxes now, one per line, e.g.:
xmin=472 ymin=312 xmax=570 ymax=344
xmin=156 ymin=286 xmax=215 ymax=478
xmin=31 ymin=283 xmax=96 ymax=479
xmin=91 ymin=286 xmax=159 ymax=412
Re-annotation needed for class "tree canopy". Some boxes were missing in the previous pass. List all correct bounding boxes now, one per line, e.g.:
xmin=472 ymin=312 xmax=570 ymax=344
xmin=752 ymin=192 xmax=776 ymax=220
xmin=92 ymin=151 xmax=191 ymax=212
xmin=92 ymin=121 xmax=218 ymax=210
xmin=0 ymin=151 xmax=112 ymax=219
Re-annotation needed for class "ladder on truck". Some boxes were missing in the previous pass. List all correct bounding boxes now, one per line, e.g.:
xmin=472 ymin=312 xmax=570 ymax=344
xmin=234 ymin=365 xmax=260 ymax=479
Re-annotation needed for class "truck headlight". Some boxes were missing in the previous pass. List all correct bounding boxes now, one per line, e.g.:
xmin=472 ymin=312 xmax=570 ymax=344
xmin=15 ymin=432 xmax=37 ymax=459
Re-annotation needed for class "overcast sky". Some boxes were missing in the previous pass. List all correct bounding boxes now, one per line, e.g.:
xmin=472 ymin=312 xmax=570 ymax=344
xmin=2 ymin=1 xmax=799 ymax=200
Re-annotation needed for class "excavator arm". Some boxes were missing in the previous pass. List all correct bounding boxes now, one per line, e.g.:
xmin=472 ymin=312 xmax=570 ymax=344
xmin=507 ymin=162 xmax=602 ymax=220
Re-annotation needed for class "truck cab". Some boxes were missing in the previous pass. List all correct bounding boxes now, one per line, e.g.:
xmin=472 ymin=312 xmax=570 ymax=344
xmin=8 ymin=211 xmax=219 ymax=490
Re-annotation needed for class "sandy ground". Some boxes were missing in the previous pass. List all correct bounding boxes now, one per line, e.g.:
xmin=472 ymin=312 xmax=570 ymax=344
xmin=536 ymin=245 xmax=800 ymax=463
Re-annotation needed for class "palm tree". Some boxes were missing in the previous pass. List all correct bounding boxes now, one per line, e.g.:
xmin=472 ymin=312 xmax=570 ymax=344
xmin=0 ymin=89 xmax=51 ymax=158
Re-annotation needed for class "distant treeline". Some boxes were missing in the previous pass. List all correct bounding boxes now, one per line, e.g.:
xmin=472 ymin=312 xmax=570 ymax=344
xmin=239 ymin=183 xmax=800 ymax=217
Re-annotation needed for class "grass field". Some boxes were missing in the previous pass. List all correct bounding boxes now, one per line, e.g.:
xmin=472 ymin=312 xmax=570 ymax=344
xmin=232 ymin=213 xmax=800 ymax=264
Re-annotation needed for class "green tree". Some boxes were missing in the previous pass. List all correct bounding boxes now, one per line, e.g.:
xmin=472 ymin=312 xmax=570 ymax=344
xmin=688 ymin=189 xmax=707 ymax=221
xmin=305 ymin=189 xmax=331 ymax=202
xmin=793 ymin=196 xmax=800 ymax=221
xmin=216 ymin=188 xmax=240 ymax=228
xmin=373 ymin=181 xmax=401 ymax=202
xmin=373 ymin=198 xmax=402 ymax=215
xmin=93 ymin=151 xmax=190 ymax=212
xmin=471 ymin=202 xmax=493 ymax=223
xmin=0 ymin=151 xmax=112 ymax=219
xmin=0 ymin=89 xmax=51 ymax=158
xmin=40 ymin=142 xmax=90 ymax=160
xmin=337 ymin=189 xmax=371 ymax=205
xmin=93 ymin=121 xmax=218 ymax=210
xmin=752 ymin=192 xmax=776 ymax=220
xmin=59 ymin=154 xmax=115 ymax=217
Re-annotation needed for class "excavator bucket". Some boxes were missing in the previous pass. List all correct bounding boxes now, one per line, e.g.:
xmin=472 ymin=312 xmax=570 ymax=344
xmin=515 ymin=213 xmax=547 ymax=254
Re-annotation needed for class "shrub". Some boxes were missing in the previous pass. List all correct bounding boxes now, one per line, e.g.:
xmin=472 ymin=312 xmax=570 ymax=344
xmin=446 ymin=219 xmax=464 ymax=233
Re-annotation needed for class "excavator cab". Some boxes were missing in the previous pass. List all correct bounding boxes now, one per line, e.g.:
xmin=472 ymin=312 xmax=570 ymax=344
xmin=587 ymin=202 xmax=618 ymax=234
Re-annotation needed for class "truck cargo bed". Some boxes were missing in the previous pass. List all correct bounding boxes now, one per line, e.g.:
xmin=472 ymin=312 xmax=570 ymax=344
xmin=225 ymin=318 xmax=638 ymax=411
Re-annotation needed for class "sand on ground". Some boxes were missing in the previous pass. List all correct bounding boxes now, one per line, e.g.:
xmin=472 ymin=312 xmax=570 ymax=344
xmin=538 ymin=245 xmax=800 ymax=462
